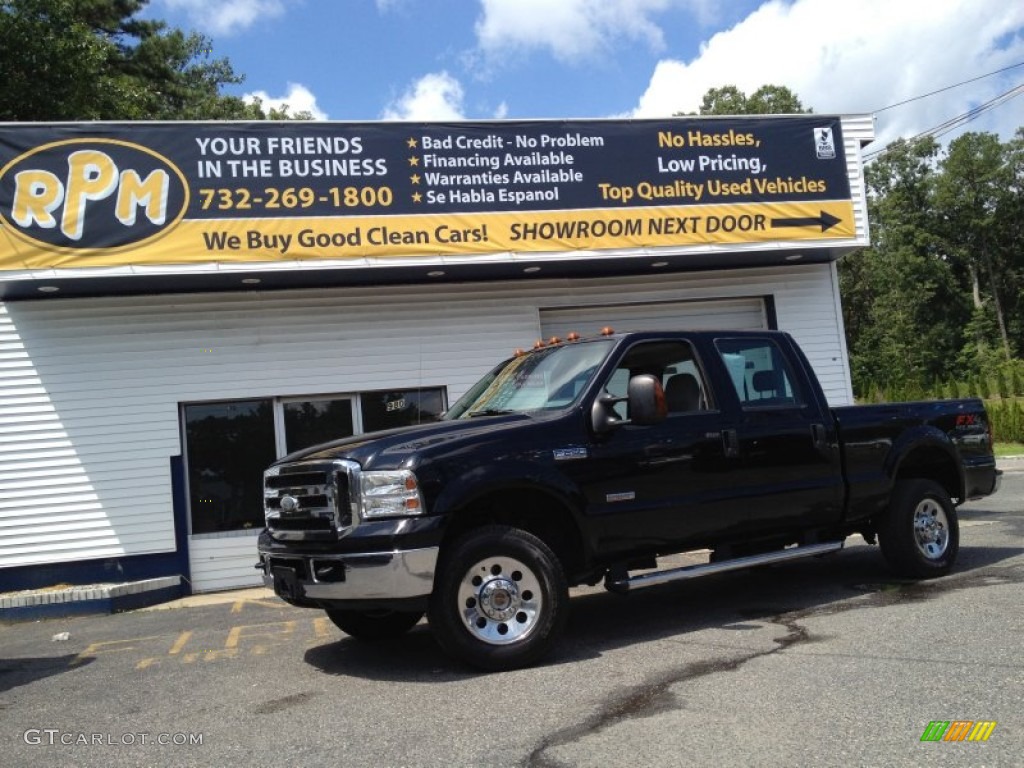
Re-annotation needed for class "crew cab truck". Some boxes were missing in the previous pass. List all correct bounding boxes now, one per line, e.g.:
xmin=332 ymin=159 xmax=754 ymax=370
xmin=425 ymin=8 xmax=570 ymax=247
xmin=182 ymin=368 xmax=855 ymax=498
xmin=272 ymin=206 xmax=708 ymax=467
xmin=256 ymin=330 xmax=1000 ymax=671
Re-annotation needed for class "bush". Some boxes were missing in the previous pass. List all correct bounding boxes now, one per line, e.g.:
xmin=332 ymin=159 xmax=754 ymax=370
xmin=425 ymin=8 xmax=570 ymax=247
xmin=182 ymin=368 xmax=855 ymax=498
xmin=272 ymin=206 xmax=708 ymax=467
xmin=988 ymin=399 xmax=1024 ymax=443
xmin=997 ymin=370 xmax=1010 ymax=400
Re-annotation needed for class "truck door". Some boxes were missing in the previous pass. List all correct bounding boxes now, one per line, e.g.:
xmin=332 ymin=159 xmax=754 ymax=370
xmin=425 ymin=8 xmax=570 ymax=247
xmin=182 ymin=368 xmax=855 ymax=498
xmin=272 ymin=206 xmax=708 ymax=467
xmin=576 ymin=339 xmax=731 ymax=556
xmin=709 ymin=336 xmax=844 ymax=536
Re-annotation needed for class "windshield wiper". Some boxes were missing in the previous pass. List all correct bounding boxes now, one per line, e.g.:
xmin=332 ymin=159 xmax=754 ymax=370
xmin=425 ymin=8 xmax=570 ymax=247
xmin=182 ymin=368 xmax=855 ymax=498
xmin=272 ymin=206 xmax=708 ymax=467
xmin=466 ymin=408 xmax=517 ymax=418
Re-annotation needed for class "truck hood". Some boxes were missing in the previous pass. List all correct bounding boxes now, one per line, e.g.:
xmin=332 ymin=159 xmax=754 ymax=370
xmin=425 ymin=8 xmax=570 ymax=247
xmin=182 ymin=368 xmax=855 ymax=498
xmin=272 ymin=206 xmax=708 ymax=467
xmin=274 ymin=413 xmax=538 ymax=470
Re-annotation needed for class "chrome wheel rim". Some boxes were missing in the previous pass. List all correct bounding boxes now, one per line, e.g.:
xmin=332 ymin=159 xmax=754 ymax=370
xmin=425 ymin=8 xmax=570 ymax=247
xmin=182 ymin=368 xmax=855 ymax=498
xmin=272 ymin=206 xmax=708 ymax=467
xmin=457 ymin=556 xmax=542 ymax=645
xmin=913 ymin=498 xmax=950 ymax=560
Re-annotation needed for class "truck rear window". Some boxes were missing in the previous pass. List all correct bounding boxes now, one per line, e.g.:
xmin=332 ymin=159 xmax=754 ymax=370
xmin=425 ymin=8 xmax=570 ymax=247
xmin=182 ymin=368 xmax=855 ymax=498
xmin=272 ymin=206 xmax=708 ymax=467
xmin=715 ymin=338 xmax=802 ymax=408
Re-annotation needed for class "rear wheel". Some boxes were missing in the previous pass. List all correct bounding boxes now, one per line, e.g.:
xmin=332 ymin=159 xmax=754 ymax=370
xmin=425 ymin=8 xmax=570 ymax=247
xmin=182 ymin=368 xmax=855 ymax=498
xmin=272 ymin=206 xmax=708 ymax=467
xmin=878 ymin=479 xmax=959 ymax=578
xmin=325 ymin=609 xmax=424 ymax=640
xmin=428 ymin=525 xmax=568 ymax=671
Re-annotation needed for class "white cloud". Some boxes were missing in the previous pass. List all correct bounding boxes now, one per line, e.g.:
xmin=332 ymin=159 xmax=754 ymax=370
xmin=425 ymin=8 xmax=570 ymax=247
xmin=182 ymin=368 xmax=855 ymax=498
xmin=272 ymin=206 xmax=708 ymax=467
xmin=631 ymin=0 xmax=1024 ymax=147
xmin=164 ymin=0 xmax=287 ymax=36
xmin=381 ymin=73 xmax=466 ymax=121
xmin=474 ymin=0 xmax=712 ymax=63
xmin=244 ymin=83 xmax=327 ymax=120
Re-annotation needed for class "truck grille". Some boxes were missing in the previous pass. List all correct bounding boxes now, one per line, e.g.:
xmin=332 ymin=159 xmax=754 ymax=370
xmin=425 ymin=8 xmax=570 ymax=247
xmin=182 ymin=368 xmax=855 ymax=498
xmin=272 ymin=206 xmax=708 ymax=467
xmin=264 ymin=459 xmax=359 ymax=540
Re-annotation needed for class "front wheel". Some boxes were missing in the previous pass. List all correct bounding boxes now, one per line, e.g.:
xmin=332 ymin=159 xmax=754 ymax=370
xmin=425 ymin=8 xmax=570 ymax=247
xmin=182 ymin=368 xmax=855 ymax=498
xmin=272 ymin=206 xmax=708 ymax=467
xmin=428 ymin=525 xmax=569 ymax=671
xmin=878 ymin=479 xmax=959 ymax=578
xmin=325 ymin=609 xmax=424 ymax=640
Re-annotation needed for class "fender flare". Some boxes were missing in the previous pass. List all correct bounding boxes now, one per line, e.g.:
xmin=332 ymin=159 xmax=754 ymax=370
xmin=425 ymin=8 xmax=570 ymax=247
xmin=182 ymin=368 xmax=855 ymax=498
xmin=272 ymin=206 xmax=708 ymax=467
xmin=430 ymin=459 xmax=592 ymax=555
xmin=883 ymin=425 xmax=966 ymax=501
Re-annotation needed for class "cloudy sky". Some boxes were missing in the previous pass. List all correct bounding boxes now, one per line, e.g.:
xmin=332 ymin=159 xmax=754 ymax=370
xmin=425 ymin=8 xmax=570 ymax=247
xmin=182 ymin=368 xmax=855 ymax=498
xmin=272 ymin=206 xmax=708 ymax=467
xmin=153 ymin=0 xmax=1024 ymax=150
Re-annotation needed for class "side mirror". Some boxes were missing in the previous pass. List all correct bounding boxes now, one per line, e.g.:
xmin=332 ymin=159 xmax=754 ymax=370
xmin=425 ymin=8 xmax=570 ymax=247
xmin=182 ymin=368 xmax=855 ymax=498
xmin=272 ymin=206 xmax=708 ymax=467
xmin=628 ymin=374 xmax=668 ymax=425
xmin=590 ymin=374 xmax=667 ymax=434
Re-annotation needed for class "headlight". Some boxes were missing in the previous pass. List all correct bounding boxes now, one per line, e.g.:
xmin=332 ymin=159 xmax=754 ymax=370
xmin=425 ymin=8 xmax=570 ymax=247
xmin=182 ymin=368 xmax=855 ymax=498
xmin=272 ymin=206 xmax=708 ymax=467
xmin=359 ymin=470 xmax=424 ymax=519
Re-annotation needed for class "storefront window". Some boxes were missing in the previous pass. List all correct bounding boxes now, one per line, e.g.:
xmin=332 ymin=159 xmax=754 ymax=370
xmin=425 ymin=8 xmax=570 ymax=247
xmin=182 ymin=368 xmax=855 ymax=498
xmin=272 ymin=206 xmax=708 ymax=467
xmin=283 ymin=397 xmax=355 ymax=453
xmin=360 ymin=388 xmax=446 ymax=433
xmin=183 ymin=388 xmax=446 ymax=535
xmin=184 ymin=400 xmax=276 ymax=534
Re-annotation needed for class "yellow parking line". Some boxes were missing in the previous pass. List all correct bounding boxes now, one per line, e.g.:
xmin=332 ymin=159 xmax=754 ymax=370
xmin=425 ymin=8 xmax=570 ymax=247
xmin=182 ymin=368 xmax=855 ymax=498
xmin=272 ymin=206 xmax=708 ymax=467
xmin=168 ymin=630 xmax=192 ymax=655
xmin=225 ymin=620 xmax=297 ymax=650
xmin=71 ymin=635 xmax=162 ymax=666
xmin=313 ymin=617 xmax=332 ymax=639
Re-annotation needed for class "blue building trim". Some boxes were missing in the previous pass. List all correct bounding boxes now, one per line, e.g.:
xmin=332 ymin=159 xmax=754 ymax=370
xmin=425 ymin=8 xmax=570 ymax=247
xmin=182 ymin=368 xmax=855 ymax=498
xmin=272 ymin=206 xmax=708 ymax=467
xmin=1 ymin=584 xmax=183 ymax=622
xmin=169 ymin=454 xmax=193 ymax=594
xmin=0 ymin=551 xmax=183 ymax=593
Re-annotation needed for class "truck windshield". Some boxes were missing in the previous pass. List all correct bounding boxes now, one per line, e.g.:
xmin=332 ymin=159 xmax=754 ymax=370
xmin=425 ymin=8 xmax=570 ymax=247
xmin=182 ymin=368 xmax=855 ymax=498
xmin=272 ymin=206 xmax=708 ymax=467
xmin=446 ymin=340 xmax=614 ymax=419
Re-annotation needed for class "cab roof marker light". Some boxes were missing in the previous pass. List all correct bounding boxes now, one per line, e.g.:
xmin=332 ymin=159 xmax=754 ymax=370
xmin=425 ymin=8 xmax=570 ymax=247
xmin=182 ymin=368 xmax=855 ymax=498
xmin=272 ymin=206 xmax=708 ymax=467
xmin=515 ymin=329 xmax=600 ymax=354
xmin=601 ymin=326 xmax=615 ymax=336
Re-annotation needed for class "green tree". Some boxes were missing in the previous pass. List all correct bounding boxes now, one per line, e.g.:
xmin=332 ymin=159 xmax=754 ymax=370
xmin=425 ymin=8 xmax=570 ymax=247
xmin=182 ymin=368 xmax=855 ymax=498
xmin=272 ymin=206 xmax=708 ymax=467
xmin=0 ymin=0 xmax=310 ymax=120
xmin=934 ymin=132 xmax=1013 ymax=363
xmin=994 ymin=128 xmax=1024 ymax=353
xmin=839 ymin=137 xmax=968 ymax=393
xmin=746 ymin=85 xmax=809 ymax=114
xmin=695 ymin=84 xmax=808 ymax=115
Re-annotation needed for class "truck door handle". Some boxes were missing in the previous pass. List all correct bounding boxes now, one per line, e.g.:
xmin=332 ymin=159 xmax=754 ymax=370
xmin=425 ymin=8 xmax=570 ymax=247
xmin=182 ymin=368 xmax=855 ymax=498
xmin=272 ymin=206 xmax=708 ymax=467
xmin=810 ymin=423 xmax=827 ymax=449
xmin=722 ymin=428 xmax=739 ymax=458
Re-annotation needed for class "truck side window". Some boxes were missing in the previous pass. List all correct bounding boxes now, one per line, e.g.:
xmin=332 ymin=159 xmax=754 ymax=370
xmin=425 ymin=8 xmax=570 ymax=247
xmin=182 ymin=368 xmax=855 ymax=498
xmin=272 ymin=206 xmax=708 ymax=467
xmin=714 ymin=338 xmax=802 ymax=407
xmin=603 ymin=341 xmax=710 ymax=419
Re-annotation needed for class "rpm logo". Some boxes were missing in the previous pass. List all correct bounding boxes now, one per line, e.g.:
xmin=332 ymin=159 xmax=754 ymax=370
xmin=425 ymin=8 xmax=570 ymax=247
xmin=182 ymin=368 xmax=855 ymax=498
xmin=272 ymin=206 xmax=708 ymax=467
xmin=0 ymin=138 xmax=189 ymax=251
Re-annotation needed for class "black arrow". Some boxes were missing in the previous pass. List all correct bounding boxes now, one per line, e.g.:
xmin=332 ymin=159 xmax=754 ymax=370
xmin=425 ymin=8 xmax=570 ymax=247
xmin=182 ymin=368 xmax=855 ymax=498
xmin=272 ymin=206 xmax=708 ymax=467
xmin=770 ymin=211 xmax=842 ymax=232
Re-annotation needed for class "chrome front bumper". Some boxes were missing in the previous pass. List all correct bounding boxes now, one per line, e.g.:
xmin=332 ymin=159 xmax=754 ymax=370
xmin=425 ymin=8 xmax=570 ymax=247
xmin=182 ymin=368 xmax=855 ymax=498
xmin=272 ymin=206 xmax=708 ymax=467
xmin=259 ymin=546 xmax=438 ymax=601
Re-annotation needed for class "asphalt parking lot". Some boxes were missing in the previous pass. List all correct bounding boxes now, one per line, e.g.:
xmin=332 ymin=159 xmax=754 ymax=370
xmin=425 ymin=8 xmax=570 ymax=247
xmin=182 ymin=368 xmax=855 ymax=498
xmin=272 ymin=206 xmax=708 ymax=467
xmin=2 ymin=472 xmax=1022 ymax=768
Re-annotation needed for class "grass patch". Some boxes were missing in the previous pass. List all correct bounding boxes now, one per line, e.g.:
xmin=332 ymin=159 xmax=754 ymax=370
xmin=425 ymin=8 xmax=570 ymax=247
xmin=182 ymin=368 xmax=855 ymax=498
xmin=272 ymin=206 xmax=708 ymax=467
xmin=994 ymin=442 xmax=1024 ymax=457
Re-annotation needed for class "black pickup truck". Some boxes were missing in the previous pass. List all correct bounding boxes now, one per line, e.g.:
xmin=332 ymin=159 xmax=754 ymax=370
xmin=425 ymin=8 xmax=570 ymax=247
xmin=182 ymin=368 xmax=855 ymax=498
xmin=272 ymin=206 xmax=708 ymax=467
xmin=257 ymin=330 xmax=1000 ymax=670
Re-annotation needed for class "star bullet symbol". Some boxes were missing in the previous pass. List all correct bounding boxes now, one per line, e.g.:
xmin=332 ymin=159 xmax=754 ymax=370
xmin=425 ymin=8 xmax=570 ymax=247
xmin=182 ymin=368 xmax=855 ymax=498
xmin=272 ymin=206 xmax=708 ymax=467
xmin=408 ymin=156 xmax=420 ymax=167
xmin=407 ymin=137 xmax=418 ymax=148
xmin=412 ymin=192 xmax=423 ymax=203
xmin=410 ymin=173 xmax=421 ymax=185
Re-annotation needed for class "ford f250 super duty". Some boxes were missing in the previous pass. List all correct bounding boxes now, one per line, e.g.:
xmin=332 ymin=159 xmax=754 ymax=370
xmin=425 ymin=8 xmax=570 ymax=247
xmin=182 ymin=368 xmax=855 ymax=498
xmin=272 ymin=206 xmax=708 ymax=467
xmin=256 ymin=330 xmax=1000 ymax=670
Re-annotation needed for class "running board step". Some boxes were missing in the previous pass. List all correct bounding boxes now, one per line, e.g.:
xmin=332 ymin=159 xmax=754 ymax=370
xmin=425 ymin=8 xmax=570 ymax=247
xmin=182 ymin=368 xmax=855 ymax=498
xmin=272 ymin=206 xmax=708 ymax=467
xmin=605 ymin=541 xmax=844 ymax=594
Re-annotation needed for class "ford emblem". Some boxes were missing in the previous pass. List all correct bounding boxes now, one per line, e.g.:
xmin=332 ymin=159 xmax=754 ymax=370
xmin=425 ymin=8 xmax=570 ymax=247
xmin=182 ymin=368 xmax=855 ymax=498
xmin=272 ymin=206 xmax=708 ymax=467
xmin=280 ymin=495 xmax=300 ymax=514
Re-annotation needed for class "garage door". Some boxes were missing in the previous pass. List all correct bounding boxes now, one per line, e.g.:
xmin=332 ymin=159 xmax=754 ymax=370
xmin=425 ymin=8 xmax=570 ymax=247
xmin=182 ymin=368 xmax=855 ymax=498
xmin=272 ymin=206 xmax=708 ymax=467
xmin=540 ymin=297 xmax=767 ymax=339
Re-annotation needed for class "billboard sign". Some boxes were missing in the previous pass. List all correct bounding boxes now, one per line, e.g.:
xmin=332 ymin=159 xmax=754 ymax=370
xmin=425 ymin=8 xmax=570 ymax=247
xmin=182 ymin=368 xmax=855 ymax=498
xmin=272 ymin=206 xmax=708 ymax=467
xmin=0 ymin=118 xmax=857 ymax=271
